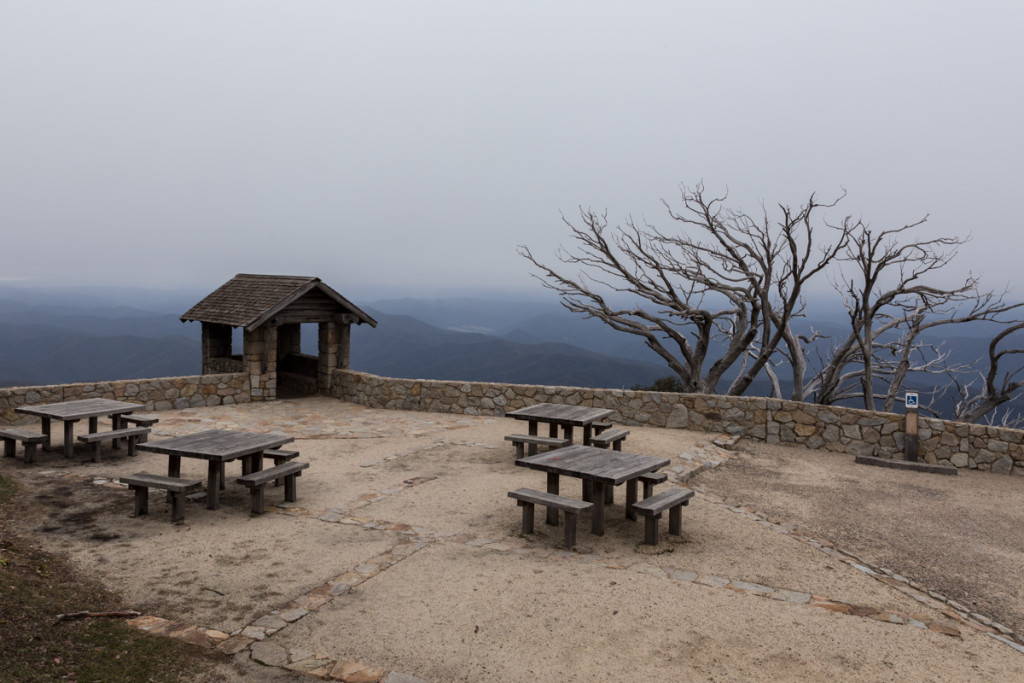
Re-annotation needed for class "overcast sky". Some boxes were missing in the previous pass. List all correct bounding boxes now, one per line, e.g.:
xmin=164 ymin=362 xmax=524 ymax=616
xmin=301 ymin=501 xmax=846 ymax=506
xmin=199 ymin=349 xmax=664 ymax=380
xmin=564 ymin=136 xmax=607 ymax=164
xmin=2 ymin=2 xmax=1022 ymax=301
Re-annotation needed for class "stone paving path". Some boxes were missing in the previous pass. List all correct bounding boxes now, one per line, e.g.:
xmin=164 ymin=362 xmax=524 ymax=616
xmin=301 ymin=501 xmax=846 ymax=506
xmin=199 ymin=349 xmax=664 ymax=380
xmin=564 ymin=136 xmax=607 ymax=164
xmin=24 ymin=399 xmax=1024 ymax=679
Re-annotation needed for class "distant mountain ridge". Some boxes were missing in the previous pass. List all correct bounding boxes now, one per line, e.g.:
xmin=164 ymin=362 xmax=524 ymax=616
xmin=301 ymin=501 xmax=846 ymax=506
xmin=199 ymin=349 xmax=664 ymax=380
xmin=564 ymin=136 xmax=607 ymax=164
xmin=0 ymin=287 xmax=668 ymax=390
xmin=1 ymin=286 xmax=1020 ymax=422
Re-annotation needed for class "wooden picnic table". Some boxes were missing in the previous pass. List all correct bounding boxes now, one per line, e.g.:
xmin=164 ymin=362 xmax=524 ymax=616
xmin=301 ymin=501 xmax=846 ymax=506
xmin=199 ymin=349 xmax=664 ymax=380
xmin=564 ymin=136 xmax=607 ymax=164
xmin=515 ymin=444 xmax=670 ymax=535
xmin=15 ymin=398 xmax=143 ymax=459
xmin=505 ymin=403 xmax=615 ymax=446
xmin=136 ymin=429 xmax=294 ymax=510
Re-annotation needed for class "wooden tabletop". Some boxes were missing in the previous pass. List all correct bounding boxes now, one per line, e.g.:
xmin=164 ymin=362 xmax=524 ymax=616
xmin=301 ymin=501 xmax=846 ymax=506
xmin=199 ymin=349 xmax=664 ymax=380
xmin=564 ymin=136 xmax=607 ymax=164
xmin=136 ymin=429 xmax=294 ymax=462
xmin=15 ymin=398 xmax=143 ymax=421
xmin=515 ymin=444 xmax=669 ymax=485
xmin=506 ymin=403 xmax=614 ymax=426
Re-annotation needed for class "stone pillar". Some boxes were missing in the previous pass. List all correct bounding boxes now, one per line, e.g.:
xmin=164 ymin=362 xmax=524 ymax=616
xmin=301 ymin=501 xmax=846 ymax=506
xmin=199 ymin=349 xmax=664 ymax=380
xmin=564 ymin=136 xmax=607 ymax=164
xmin=265 ymin=325 xmax=278 ymax=401
xmin=318 ymin=321 xmax=340 ymax=395
xmin=340 ymin=324 xmax=351 ymax=370
xmin=201 ymin=323 xmax=232 ymax=374
xmin=244 ymin=325 xmax=279 ymax=401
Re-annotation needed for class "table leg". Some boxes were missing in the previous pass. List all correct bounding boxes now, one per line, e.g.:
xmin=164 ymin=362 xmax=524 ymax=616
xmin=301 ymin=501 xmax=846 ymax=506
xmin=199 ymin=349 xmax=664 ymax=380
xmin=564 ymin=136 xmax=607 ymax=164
xmin=110 ymin=415 xmax=120 ymax=449
xmin=63 ymin=420 xmax=77 ymax=459
xmin=207 ymin=461 xmax=221 ymax=510
xmin=167 ymin=455 xmax=181 ymax=503
xmin=592 ymin=481 xmax=606 ymax=535
xmin=561 ymin=424 xmax=572 ymax=444
xmin=546 ymin=472 xmax=560 ymax=526
xmin=41 ymin=418 xmax=52 ymax=450
xmin=88 ymin=417 xmax=99 ymax=433
xmin=528 ymin=421 xmax=540 ymax=456
xmin=582 ymin=480 xmax=593 ymax=502
xmin=583 ymin=424 xmax=593 ymax=445
xmin=626 ymin=480 xmax=638 ymax=520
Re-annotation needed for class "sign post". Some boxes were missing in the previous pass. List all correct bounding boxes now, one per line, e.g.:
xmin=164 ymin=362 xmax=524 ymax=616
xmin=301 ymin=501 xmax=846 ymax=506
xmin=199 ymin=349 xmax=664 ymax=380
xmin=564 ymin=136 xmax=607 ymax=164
xmin=904 ymin=392 xmax=919 ymax=461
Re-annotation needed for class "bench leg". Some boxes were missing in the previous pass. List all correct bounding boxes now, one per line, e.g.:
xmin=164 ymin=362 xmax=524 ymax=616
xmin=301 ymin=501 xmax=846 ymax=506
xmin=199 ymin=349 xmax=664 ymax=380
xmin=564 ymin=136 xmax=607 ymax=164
xmin=250 ymin=485 xmax=266 ymax=514
xmin=546 ymin=473 xmax=560 ymax=526
xmin=132 ymin=486 xmax=149 ymax=517
xmin=563 ymin=511 xmax=578 ymax=548
xmin=284 ymin=473 xmax=298 ymax=503
xmin=643 ymin=513 xmax=661 ymax=546
xmin=127 ymin=435 xmax=138 ymax=457
xmin=518 ymin=500 xmax=535 ymax=535
xmin=3 ymin=439 xmax=13 ymax=459
xmin=643 ymin=480 xmax=656 ymax=499
xmin=170 ymin=492 xmax=186 ymax=523
xmin=25 ymin=442 xmax=37 ymax=464
xmin=91 ymin=440 xmax=102 ymax=463
xmin=669 ymin=504 xmax=682 ymax=536
xmin=612 ymin=440 xmax=623 ymax=452
xmin=513 ymin=442 xmax=525 ymax=459
xmin=626 ymin=480 xmax=638 ymax=520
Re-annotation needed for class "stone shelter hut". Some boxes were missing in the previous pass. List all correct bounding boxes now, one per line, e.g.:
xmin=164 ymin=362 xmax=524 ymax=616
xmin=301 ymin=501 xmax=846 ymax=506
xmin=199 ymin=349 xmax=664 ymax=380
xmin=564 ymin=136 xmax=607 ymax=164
xmin=181 ymin=274 xmax=377 ymax=400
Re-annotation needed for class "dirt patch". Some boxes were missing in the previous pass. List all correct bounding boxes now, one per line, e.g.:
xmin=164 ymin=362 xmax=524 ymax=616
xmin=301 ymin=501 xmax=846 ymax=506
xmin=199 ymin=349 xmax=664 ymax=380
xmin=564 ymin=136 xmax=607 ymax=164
xmin=692 ymin=440 xmax=1024 ymax=633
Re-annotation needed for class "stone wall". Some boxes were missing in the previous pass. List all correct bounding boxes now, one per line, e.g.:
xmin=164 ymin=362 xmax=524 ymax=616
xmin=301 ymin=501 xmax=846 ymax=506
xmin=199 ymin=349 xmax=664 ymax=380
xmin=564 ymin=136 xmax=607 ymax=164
xmin=0 ymin=373 xmax=253 ymax=424
xmin=333 ymin=369 xmax=1024 ymax=476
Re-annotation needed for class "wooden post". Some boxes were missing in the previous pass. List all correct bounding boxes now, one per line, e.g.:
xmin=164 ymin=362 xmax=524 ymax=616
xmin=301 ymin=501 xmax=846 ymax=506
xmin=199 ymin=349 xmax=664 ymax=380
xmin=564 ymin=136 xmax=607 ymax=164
xmin=904 ymin=392 xmax=919 ymax=462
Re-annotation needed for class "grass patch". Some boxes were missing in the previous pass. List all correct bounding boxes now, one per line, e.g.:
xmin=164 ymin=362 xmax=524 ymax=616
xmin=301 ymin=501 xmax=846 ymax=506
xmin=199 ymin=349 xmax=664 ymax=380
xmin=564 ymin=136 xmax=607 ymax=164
xmin=0 ymin=472 xmax=221 ymax=681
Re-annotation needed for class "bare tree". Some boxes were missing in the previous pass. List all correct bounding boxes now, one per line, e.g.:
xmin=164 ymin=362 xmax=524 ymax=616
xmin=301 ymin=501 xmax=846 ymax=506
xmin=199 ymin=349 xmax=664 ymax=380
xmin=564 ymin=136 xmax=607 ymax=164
xmin=948 ymin=322 xmax=1024 ymax=424
xmin=800 ymin=220 xmax=1024 ymax=412
xmin=518 ymin=184 xmax=850 ymax=395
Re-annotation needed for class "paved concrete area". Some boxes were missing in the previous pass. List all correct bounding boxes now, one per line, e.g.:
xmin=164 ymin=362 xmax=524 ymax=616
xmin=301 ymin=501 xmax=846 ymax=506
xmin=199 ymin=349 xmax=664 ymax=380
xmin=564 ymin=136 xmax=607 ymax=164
xmin=2 ymin=396 xmax=1022 ymax=681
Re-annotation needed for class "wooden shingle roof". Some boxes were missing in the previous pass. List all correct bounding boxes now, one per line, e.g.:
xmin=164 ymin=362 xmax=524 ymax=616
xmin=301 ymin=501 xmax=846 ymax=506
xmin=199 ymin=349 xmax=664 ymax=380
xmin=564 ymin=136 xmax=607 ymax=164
xmin=181 ymin=274 xmax=377 ymax=331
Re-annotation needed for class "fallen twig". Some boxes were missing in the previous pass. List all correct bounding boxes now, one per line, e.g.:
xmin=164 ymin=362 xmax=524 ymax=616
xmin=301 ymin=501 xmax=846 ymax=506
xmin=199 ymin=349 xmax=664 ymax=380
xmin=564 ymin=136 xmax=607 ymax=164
xmin=55 ymin=609 xmax=141 ymax=623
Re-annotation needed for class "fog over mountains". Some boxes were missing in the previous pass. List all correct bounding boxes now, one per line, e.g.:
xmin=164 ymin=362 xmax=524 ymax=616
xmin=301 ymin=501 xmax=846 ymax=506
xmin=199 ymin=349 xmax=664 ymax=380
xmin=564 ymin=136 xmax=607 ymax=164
xmin=0 ymin=285 xmax=671 ymax=390
xmin=1 ymin=284 xmax=1018 ymax=421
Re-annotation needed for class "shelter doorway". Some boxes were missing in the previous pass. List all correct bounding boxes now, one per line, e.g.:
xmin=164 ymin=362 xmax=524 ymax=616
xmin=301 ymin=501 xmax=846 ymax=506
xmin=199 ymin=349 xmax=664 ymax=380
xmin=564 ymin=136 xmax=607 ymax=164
xmin=276 ymin=323 xmax=320 ymax=398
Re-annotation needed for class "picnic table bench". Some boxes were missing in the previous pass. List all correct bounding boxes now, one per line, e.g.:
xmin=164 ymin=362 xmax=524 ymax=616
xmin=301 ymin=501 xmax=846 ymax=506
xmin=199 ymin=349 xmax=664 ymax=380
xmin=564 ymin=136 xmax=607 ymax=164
xmin=504 ymin=433 xmax=570 ymax=458
xmin=1 ymin=428 xmax=47 ymax=463
xmin=516 ymin=444 xmax=670 ymax=535
xmin=632 ymin=487 xmax=694 ymax=545
xmin=505 ymin=403 xmax=615 ymax=447
xmin=136 ymin=429 xmax=294 ymax=510
xmin=237 ymin=461 xmax=309 ymax=514
xmin=119 ymin=414 xmax=159 ymax=442
xmin=77 ymin=427 xmax=150 ymax=462
xmin=508 ymin=488 xmax=592 ymax=548
xmin=14 ymin=398 xmax=143 ymax=459
xmin=120 ymin=472 xmax=203 ymax=524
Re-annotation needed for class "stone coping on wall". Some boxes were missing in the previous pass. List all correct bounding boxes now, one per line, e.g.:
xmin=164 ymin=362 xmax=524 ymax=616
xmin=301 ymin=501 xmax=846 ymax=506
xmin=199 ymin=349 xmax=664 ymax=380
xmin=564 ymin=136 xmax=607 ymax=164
xmin=332 ymin=369 xmax=1024 ymax=476
xmin=0 ymin=373 xmax=252 ymax=424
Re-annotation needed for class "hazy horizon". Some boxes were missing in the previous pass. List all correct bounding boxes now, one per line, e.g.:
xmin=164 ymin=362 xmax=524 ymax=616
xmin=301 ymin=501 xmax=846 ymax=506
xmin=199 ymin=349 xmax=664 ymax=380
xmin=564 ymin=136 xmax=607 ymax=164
xmin=3 ymin=3 xmax=1023 ymax=300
